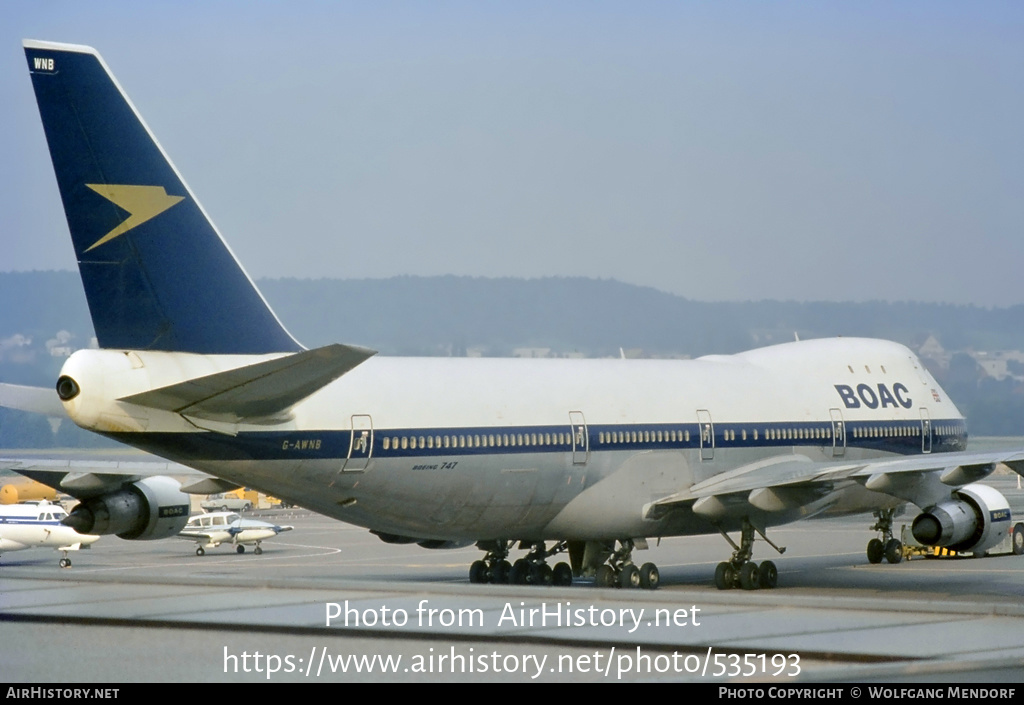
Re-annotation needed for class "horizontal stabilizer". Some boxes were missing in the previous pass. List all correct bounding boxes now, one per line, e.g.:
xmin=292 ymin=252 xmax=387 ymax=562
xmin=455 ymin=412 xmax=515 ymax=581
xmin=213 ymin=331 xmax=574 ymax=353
xmin=0 ymin=383 xmax=65 ymax=417
xmin=119 ymin=343 xmax=376 ymax=423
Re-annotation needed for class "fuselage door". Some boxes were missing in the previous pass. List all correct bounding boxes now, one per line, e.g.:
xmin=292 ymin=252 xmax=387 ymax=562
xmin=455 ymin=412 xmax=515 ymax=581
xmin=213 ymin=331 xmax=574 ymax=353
xmin=920 ymin=408 xmax=932 ymax=454
xmin=569 ymin=411 xmax=588 ymax=465
xmin=342 ymin=414 xmax=374 ymax=472
xmin=829 ymin=408 xmax=846 ymax=457
xmin=697 ymin=409 xmax=714 ymax=461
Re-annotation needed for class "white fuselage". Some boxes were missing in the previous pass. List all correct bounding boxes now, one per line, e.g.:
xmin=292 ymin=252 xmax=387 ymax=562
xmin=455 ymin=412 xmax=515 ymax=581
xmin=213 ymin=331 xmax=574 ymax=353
xmin=0 ymin=501 xmax=100 ymax=553
xmin=58 ymin=337 xmax=965 ymax=542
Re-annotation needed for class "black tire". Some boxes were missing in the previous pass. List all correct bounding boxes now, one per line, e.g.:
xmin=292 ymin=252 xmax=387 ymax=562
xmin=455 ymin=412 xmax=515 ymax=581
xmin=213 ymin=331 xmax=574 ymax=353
xmin=595 ymin=564 xmax=617 ymax=588
xmin=867 ymin=538 xmax=884 ymax=564
xmin=509 ymin=559 xmax=530 ymax=585
xmin=759 ymin=560 xmax=778 ymax=589
xmin=236 ymin=545 xmax=245 ymax=554
xmin=1013 ymin=524 xmax=1024 ymax=556
xmin=714 ymin=562 xmax=734 ymax=590
xmin=469 ymin=560 xmax=488 ymax=584
xmin=619 ymin=564 xmax=641 ymax=589
xmin=553 ymin=562 xmax=573 ymax=587
xmin=884 ymin=538 xmax=903 ymax=564
xmin=196 ymin=547 xmax=205 ymax=556
xmin=639 ymin=562 xmax=660 ymax=590
xmin=529 ymin=563 xmax=553 ymax=586
xmin=738 ymin=562 xmax=761 ymax=590
xmin=491 ymin=560 xmax=511 ymax=584
xmin=254 ymin=546 xmax=263 ymax=555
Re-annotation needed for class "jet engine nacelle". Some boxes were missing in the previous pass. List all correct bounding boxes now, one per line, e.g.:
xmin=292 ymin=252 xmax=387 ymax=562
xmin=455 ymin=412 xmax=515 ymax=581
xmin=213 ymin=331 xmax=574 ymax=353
xmin=911 ymin=483 xmax=1012 ymax=554
xmin=63 ymin=476 xmax=190 ymax=540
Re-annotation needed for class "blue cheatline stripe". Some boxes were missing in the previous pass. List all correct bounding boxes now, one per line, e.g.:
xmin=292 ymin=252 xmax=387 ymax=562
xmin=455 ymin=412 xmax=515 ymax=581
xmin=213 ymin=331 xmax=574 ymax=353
xmin=106 ymin=417 xmax=967 ymax=463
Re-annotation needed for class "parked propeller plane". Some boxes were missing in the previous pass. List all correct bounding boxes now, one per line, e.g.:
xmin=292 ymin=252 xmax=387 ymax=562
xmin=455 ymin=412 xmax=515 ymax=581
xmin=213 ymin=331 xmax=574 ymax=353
xmin=13 ymin=39 xmax=1024 ymax=590
xmin=179 ymin=511 xmax=292 ymax=556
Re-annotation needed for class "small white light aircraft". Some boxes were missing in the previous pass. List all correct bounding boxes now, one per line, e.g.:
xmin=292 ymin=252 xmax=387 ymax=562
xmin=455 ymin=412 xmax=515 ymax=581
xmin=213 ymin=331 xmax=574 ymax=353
xmin=179 ymin=511 xmax=292 ymax=556
xmin=15 ymin=39 xmax=1024 ymax=591
xmin=0 ymin=500 xmax=99 ymax=567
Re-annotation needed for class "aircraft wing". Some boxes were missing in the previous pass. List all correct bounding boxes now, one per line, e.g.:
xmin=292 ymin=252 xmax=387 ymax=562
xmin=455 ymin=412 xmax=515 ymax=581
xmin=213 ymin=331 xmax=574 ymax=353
xmin=648 ymin=449 xmax=1024 ymax=519
xmin=0 ymin=456 xmax=219 ymax=500
xmin=178 ymin=529 xmax=219 ymax=541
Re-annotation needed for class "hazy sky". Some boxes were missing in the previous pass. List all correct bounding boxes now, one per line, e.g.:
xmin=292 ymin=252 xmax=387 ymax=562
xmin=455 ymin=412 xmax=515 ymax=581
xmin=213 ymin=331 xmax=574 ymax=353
xmin=3 ymin=2 xmax=1023 ymax=306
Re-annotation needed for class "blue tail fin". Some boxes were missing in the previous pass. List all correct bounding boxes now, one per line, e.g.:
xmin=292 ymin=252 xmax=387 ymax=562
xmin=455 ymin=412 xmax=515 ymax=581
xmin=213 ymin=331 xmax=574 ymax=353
xmin=24 ymin=40 xmax=302 ymax=355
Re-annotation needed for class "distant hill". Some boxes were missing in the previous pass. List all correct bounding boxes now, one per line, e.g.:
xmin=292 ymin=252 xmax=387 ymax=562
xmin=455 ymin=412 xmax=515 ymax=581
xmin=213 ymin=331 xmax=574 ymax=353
xmin=6 ymin=270 xmax=1024 ymax=358
xmin=3 ymin=270 xmax=1024 ymax=440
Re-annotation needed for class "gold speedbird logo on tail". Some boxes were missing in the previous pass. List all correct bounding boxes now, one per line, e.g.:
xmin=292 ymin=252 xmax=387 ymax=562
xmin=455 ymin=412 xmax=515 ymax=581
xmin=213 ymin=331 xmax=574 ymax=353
xmin=84 ymin=184 xmax=185 ymax=251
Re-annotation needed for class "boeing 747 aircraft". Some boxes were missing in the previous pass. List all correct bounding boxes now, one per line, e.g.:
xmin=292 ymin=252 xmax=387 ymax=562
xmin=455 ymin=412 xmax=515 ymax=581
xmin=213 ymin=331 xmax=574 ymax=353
xmin=15 ymin=39 xmax=1024 ymax=590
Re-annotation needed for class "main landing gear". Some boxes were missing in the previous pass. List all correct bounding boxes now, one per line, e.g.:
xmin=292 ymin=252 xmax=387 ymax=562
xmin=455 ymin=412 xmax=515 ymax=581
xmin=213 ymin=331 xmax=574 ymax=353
xmin=866 ymin=508 xmax=903 ymax=564
xmin=714 ymin=518 xmax=783 ymax=590
xmin=469 ymin=540 xmax=514 ymax=585
xmin=470 ymin=541 xmax=575 ymax=586
xmin=468 ymin=539 xmax=661 ymax=590
xmin=593 ymin=540 xmax=660 ymax=590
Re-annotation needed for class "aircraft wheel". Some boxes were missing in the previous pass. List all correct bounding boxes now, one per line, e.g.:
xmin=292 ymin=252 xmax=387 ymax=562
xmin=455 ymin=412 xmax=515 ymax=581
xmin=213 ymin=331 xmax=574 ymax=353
xmin=553 ymin=562 xmax=573 ymax=587
xmin=758 ymin=560 xmax=778 ymax=589
xmin=469 ymin=560 xmax=488 ymax=584
xmin=491 ymin=560 xmax=511 ymax=584
xmin=619 ymin=564 xmax=641 ymax=589
xmin=529 ymin=562 xmax=553 ymax=586
xmin=714 ymin=562 xmax=734 ymax=590
xmin=738 ymin=562 xmax=761 ymax=590
xmin=639 ymin=562 xmax=660 ymax=590
xmin=509 ymin=559 xmax=530 ymax=585
xmin=884 ymin=539 xmax=903 ymax=564
xmin=59 ymin=558 xmax=70 ymax=568
xmin=254 ymin=546 xmax=263 ymax=556
xmin=1013 ymin=523 xmax=1024 ymax=556
xmin=196 ymin=547 xmax=205 ymax=556
xmin=867 ymin=538 xmax=884 ymax=564
xmin=595 ymin=564 xmax=617 ymax=588
xmin=236 ymin=545 xmax=245 ymax=554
